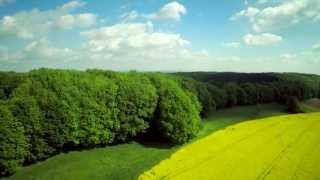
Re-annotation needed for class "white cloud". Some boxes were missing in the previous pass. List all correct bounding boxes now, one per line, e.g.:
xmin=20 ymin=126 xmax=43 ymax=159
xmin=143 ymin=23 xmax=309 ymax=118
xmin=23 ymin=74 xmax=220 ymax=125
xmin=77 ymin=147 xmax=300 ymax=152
xmin=281 ymin=53 xmax=296 ymax=59
xmin=230 ymin=7 xmax=260 ymax=21
xmin=232 ymin=0 xmax=320 ymax=32
xmin=80 ymin=22 xmax=191 ymax=53
xmin=60 ymin=0 xmax=85 ymax=11
xmin=217 ymin=56 xmax=241 ymax=62
xmin=211 ymin=50 xmax=320 ymax=74
xmin=119 ymin=2 xmax=187 ymax=23
xmin=120 ymin=11 xmax=139 ymax=22
xmin=54 ymin=13 xmax=97 ymax=29
xmin=78 ymin=22 xmax=209 ymax=70
xmin=146 ymin=1 xmax=187 ymax=21
xmin=257 ymin=0 xmax=269 ymax=4
xmin=4 ymin=38 xmax=76 ymax=70
xmin=1 ymin=0 xmax=319 ymax=74
xmin=314 ymin=14 xmax=320 ymax=21
xmin=23 ymin=38 xmax=73 ymax=58
xmin=0 ymin=0 xmax=14 ymax=6
xmin=1 ymin=22 xmax=210 ymax=71
xmin=312 ymin=43 xmax=320 ymax=51
xmin=78 ymin=22 xmax=210 ymax=71
xmin=0 ymin=0 xmax=96 ymax=39
xmin=280 ymin=53 xmax=297 ymax=63
xmin=222 ymin=42 xmax=240 ymax=48
xmin=243 ymin=33 xmax=282 ymax=46
xmin=0 ymin=15 xmax=35 ymax=38
xmin=3 ymin=35 xmax=320 ymax=73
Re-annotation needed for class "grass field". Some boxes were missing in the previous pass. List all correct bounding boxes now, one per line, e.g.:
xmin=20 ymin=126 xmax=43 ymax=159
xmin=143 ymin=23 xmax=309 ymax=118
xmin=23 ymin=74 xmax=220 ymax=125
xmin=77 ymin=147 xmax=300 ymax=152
xmin=5 ymin=104 xmax=287 ymax=180
xmin=139 ymin=112 xmax=320 ymax=180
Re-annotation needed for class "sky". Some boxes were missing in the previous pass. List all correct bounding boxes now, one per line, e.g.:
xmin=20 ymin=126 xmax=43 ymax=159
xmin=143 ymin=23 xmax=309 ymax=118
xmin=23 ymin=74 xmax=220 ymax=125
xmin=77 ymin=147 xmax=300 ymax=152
xmin=0 ymin=0 xmax=320 ymax=74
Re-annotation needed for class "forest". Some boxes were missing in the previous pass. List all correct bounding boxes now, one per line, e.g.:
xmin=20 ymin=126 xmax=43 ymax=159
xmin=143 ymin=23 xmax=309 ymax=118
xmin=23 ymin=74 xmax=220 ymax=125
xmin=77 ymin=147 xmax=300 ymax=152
xmin=1 ymin=69 xmax=320 ymax=176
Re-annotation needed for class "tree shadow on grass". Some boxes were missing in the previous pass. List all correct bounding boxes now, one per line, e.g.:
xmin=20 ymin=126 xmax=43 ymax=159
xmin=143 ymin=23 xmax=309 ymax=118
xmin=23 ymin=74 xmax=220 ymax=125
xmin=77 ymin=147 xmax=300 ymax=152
xmin=133 ymin=131 xmax=177 ymax=149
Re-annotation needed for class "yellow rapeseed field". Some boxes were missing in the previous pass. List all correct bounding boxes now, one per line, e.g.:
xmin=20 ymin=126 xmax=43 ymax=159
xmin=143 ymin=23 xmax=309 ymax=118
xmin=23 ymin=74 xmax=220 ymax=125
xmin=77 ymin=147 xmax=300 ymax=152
xmin=139 ymin=113 xmax=320 ymax=180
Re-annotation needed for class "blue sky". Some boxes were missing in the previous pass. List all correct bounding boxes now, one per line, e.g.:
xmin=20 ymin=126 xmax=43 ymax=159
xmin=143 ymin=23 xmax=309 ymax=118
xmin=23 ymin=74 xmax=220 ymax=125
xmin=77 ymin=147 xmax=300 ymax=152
xmin=0 ymin=0 xmax=320 ymax=73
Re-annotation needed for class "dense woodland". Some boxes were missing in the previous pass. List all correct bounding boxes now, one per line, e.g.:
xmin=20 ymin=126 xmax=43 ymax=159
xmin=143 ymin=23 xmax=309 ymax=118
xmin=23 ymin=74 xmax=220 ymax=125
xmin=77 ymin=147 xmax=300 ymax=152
xmin=1 ymin=69 xmax=320 ymax=176
xmin=176 ymin=72 xmax=320 ymax=114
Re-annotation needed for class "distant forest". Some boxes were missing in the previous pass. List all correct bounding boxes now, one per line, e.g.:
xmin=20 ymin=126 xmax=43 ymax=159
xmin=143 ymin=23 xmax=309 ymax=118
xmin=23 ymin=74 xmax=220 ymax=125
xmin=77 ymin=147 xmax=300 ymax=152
xmin=176 ymin=72 xmax=320 ymax=115
xmin=1 ymin=69 xmax=320 ymax=176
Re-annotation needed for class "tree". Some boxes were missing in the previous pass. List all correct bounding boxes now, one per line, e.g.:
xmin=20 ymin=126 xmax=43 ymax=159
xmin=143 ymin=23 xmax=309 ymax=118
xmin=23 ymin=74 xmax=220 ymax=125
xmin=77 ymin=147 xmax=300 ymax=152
xmin=76 ymin=73 xmax=118 ymax=146
xmin=114 ymin=73 xmax=158 ymax=141
xmin=178 ymin=77 xmax=215 ymax=115
xmin=241 ymin=83 xmax=258 ymax=105
xmin=0 ymin=89 xmax=5 ymax=100
xmin=0 ymin=72 xmax=25 ymax=99
xmin=286 ymin=96 xmax=302 ymax=113
xmin=207 ymin=84 xmax=227 ymax=109
xmin=318 ymin=83 xmax=320 ymax=98
xmin=150 ymin=75 xmax=201 ymax=143
xmin=223 ymin=83 xmax=239 ymax=107
xmin=0 ymin=105 xmax=28 ymax=176
xmin=9 ymin=96 xmax=50 ymax=162
xmin=237 ymin=87 xmax=248 ymax=105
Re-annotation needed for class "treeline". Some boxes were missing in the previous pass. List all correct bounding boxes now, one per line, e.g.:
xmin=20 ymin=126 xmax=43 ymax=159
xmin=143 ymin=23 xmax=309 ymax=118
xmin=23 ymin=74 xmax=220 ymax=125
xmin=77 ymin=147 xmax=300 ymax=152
xmin=177 ymin=72 xmax=279 ymax=84
xmin=175 ymin=72 xmax=320 ymax=115
xmin=0 ymin=69 xmax=201 ymax=176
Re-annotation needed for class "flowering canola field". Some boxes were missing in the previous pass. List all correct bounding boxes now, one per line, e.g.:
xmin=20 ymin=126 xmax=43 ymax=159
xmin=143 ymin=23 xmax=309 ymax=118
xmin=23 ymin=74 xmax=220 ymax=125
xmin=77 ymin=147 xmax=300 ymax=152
xmin=139 ymin=113 xmax=320 ymax=180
